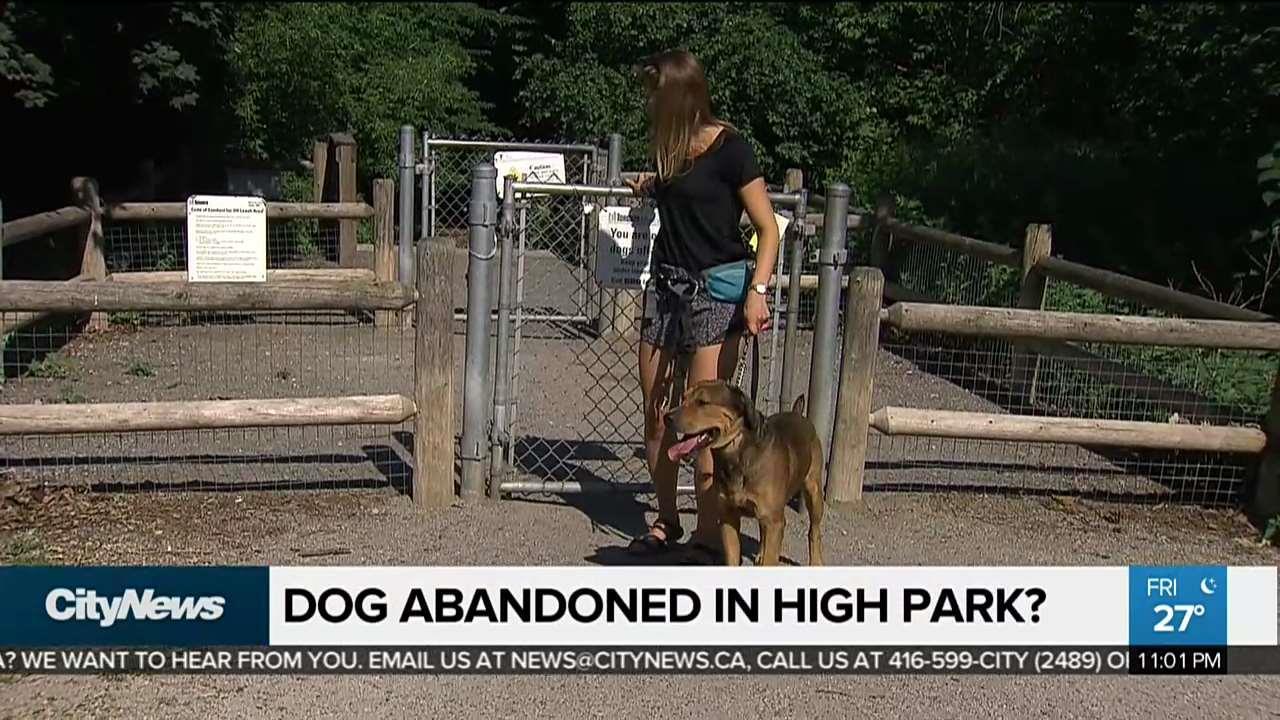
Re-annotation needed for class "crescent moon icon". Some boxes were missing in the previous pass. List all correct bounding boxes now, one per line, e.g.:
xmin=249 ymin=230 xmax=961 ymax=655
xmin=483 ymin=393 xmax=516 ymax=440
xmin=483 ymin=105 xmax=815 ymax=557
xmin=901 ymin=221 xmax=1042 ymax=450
xmin=1200 ymin=578 xmax=1216 ymax=595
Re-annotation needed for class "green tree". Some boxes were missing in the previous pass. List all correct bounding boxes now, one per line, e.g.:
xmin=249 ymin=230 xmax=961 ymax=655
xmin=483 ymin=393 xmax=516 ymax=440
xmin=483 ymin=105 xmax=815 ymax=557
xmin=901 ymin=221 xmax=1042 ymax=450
xmin=1 ymin=1 xmax=231 ymax=110
xmin=229 ymin=2 xmax=517 ymax=182
xmin=515 ymin=3 xmax=885 ymax=190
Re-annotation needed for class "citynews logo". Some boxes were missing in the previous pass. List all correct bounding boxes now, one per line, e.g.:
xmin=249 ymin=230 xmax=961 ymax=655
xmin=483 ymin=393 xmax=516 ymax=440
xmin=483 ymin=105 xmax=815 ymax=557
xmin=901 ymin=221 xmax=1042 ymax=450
xmin=44 ymin=588 xmax=225 ymax=628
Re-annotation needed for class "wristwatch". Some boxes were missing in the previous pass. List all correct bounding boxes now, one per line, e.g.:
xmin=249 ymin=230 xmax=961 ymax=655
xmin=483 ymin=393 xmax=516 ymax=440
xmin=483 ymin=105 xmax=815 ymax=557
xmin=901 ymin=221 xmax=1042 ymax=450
xmin=749 ymin=283 xmax=769 ymax=296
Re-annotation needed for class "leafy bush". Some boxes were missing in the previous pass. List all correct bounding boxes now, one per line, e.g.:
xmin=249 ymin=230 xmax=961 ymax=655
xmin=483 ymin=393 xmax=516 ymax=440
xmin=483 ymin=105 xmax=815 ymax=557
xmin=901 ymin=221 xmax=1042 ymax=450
xmin=27 ymin=356 xmax=74 ymax=380
xmin=229 ymin=3 xmax=513 ymax=183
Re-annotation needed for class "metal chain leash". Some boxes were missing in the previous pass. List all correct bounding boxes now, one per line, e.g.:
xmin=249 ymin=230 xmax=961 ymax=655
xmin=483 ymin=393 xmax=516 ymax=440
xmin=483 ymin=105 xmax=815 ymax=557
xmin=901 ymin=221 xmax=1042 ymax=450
xmin=731 ymin=332 xmax=760 ymax=402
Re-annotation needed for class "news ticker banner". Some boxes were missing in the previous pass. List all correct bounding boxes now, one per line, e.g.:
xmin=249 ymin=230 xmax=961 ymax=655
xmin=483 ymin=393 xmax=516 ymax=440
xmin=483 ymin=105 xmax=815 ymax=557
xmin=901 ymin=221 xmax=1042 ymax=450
xmin=0 ymin=566 xmax=1276 ymax=675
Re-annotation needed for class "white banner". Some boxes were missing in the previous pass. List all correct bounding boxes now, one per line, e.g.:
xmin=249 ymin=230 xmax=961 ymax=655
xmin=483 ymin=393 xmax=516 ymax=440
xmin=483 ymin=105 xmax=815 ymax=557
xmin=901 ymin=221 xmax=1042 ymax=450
xmin=185 ymin=195 xmax=267 ymax=283
xmin=493 ymin=151 xmax=566 ymax=199
xmin=268 ymin=566 xmax=1277 ymax=647
xmin=594 ymin=205 xmax=660 ymax=289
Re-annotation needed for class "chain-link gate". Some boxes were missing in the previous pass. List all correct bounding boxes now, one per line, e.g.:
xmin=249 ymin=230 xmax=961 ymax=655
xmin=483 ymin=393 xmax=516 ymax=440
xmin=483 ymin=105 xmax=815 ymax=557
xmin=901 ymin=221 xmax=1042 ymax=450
xmin=422 ymin=138 xmax=604 ymax=324
xmin=500 ymin=194 xmax=812 ymax=495
xmin=423 ymin=134 xmax=819 ymax=495
xmin=487 ymin=184 xmax=810 ymax=494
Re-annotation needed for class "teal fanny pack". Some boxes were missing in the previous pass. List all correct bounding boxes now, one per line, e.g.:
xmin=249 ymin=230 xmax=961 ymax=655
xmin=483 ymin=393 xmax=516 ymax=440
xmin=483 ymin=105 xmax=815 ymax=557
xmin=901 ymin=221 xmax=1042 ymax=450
xmin=701 ymin=259 xmax=754 ymax=303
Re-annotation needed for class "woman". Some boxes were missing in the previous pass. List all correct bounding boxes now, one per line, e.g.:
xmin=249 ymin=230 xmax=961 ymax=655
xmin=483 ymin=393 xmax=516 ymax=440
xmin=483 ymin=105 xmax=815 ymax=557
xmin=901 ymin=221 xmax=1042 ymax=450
xmin=624 ymin=49 xmax=780 ymax=564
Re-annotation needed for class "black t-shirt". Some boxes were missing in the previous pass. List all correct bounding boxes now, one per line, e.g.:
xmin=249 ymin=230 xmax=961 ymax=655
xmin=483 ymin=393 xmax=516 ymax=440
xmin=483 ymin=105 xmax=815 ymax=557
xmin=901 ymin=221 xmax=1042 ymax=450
xmin=650 ymin=129 xmax=764 ymax=274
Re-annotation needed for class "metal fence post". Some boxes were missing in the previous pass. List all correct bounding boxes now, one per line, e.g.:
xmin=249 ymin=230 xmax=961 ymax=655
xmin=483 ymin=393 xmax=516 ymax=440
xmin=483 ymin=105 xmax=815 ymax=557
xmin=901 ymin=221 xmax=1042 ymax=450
xmin=806 ymin=183 xmax=850 ymax=465
xmin=460 ymin=162 xmax=498 ymax=499
xmin=422 ymin=130 xmax=433 ymax=242
xmin=490 ymin=177 xmax=517 ymax=498
xmin=599 ymin=134 xmax=635 ymax=338
xmin=398 ymin=126 xmax=415 ymax=285
xmin=607 ymin=133 xmax=622 ymax=185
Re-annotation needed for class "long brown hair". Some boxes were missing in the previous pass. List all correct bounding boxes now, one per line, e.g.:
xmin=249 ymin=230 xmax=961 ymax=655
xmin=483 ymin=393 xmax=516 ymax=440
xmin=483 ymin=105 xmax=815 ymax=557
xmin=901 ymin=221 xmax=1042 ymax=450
xmin=637 ymin=49 xmax=728 ymax=181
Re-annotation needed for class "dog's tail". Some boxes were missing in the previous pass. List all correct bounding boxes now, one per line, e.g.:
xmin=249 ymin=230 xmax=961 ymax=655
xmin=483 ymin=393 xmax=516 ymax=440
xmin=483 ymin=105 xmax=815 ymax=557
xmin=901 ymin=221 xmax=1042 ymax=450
xmin=791 ymin=394 xmax=807 ymax=416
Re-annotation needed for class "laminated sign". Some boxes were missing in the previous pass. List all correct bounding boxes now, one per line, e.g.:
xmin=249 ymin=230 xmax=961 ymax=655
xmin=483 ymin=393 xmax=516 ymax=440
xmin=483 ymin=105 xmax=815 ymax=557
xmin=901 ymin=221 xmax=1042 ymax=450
xmin=186 ymin=195 xmax=267 ymax=283
xmin=493 ymin=151 xmax=566 ymax=199
xmin=595 ymin=205 xmax=660 ymax=290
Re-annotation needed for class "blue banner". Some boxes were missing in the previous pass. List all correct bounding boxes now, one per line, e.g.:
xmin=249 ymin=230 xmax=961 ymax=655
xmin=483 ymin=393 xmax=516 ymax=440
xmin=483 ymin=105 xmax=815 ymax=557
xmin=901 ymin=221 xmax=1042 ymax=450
xmin=1128 ymin=566 xmax=1228 ymax=646
xmin=0 ymin=566 xmax=269 ymax=647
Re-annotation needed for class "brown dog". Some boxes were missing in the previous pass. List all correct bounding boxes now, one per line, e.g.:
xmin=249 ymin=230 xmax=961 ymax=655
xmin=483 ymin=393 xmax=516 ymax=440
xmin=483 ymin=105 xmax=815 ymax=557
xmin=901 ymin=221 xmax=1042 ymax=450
xmin=665 ymin=380 xmax=824 ymax=566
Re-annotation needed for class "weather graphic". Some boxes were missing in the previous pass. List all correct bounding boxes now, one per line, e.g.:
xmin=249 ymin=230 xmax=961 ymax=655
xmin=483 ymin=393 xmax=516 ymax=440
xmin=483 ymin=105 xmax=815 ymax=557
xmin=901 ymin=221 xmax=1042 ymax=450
xmin=1128 ymin=566 xmax=1228 ymax=646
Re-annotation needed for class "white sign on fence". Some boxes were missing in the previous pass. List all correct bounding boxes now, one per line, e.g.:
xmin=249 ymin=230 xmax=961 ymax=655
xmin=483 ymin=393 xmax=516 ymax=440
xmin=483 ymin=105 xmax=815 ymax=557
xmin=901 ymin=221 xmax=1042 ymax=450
xmin=493 ymin=151 xmax=567 ymax=199
xmin=185 ymin=195 xmax=267 ymax=283
xmin=747 ymin=212 xmax=792 ymax=253
xmin=595 ymin=205 xmax=661 ymax=289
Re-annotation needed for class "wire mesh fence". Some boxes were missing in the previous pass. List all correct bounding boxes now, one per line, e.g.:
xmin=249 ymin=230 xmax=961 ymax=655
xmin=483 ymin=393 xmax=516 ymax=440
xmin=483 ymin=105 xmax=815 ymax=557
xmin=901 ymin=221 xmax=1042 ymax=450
xmin=0 ymin=305 xmax=415 ymax=494
xmin=104 ymin=218 xmax=368 ymax=272
xmin=869 ymin=332 xmax=1265 ymax=505
xmin=865 ymin=227 xmax=1270 ymax=507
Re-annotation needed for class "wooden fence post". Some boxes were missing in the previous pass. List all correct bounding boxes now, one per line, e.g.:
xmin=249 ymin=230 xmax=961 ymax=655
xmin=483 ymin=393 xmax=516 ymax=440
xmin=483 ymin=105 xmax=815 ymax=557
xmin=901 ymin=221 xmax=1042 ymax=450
xmin=826 ymin=266 xmax=884 ymax=509
xmin=372 ymin=179 xmax=396 ymax=327
xmin=71 ymin=177 xmax=108 ymax=330
xmin=415 ymin=237 xmax=456 ymax=508
xmin=312 ymin=140 xmax=329 ymax=203
xmin=869 ymin=193 xmax=896 ymax=281
xmin=1014 ymin=223 xmax=1053 ymax=404
xmin=1250 ymin=368 xmax=1280 ymax=526
xmin=780 ymin=168 xmax=805 ymax=409
xmin=331 ymin=133 xmax=358 ymax=268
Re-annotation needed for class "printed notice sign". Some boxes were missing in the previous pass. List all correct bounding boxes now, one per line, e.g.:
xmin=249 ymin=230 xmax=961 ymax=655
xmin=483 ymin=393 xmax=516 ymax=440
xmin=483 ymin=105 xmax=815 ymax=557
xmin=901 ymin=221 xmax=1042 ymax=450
xmin=595 ymin=205 xmax=660 ymax=289
xmin=186 ymin=195 xmax=267 ymax=282
xmin=493 ymin=151 xmax=566 ymax=199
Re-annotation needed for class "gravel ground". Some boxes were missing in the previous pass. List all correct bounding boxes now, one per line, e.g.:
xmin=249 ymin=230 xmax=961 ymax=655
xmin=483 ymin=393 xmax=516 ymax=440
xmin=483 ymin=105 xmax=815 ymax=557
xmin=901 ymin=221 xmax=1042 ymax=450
xmin=1 ymin=265 xmax=1276 ymax=718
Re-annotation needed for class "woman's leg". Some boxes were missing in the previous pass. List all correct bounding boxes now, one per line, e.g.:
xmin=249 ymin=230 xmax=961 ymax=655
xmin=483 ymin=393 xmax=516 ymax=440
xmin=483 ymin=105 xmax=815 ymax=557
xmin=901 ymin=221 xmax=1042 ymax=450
xmin=638 ymin=339 xmax=679 ymax=532
xmin=686 ymin=333 xmax=742 ymax=546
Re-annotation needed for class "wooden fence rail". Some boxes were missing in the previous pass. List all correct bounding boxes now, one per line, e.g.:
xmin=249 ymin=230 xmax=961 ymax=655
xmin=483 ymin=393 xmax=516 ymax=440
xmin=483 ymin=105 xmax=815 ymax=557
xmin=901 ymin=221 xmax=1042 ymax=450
xmin=880 ymin=302 xmax=1280 ymax=351
xmin=882 ymin=218 xmax=1022 ymax=268
xmin=1 ymin=206 xmax=90 ymax=247
xmin=0 ymin=279 xmax=414 ymax=312
xmin=874 ymin=214 xmax=1271 ymax=323
xmin=110 ymin=268 xmax=376 ymax=284
xmin=104 ymin=201 xmax=375 ymax=222
xmin=0 ymin=395 xmax=416 ymax=435
xmin=1035 ymin=255 xmax=1269 ymax=322
xmin=868 ymin=406 xmax=1267 ymax=454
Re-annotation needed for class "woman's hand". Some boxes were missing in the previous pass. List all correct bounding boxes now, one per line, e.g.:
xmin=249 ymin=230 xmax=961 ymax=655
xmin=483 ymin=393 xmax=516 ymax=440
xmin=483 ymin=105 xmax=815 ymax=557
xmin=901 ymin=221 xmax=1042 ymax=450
xmin=743 ymin=290 xmax=770 ymax=336
xmin=624 ymin=172 xmax=655 ymax=197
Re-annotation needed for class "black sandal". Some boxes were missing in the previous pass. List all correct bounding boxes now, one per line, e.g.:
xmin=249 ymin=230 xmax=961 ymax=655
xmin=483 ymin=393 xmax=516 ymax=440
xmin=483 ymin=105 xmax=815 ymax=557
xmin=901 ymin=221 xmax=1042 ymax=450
xmin=628 ymin=518 xmax=683 ymax=555
xmin=679 ymin=541 xmax=724 ymax=565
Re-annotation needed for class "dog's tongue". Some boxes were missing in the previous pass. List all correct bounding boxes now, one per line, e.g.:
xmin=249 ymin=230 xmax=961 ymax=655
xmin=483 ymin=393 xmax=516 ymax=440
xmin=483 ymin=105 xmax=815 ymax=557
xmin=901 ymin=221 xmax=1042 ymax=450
xmin=667 ymin=433 xmax=709 ymax=462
